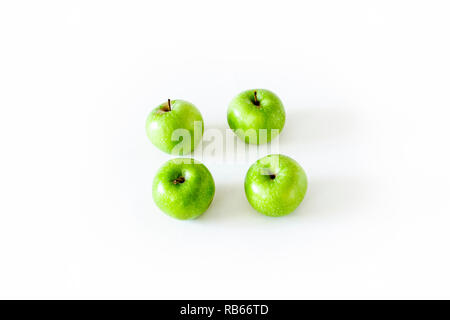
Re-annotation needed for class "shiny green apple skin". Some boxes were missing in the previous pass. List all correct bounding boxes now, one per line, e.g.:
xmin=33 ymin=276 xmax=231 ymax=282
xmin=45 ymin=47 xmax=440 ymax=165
xmin=146 ymin=100 xmax=204 ymax=155
xmin=227 ymin=89 xmax=285 ymax=144
xmin=244 ymin=154 xmax=307 ymax=217
xmin=152 ymin=158 xmax=215 ymax=220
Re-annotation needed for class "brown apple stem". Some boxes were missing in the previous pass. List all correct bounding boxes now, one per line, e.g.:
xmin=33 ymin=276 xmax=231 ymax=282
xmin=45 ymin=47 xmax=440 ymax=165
xmin=173 ymin=176 xmax=185 ymax=184
xmin=254 ymin=91 xmax=259 ymax=105
xmin=167 ymin=98 xmax=172 ymax=111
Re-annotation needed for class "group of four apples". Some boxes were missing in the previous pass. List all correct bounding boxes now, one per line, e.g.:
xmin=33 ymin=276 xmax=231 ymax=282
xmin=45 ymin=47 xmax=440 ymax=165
xmin=146 ymin=89 xmax=308 ymax=220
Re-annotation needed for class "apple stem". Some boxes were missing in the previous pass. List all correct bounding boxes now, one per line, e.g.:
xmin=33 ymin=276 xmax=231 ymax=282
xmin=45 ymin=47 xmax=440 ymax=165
xmin=173 ymin=176 xmax=185 ymax=184
xmin=253 ymin=91 xmax=260 ymax=106
xmin=167 ymin=99 xmax=172 ymax=111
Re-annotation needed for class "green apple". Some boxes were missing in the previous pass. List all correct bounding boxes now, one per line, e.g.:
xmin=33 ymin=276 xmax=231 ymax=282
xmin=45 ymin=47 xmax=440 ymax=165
xmin=152 ymin=158 xmax=215 ymax=220
xmin=244 ymin=154 xmax=307 ymax=217
xmin=227 ymin=89 xmax=285 ymax=144
xmin=146 ymin=99 xmax=204 ymax=155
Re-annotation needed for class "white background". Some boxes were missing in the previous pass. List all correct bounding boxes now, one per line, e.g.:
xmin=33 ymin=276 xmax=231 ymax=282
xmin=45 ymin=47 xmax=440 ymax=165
xmin=1 ymin=0 xmax=450 ymax=299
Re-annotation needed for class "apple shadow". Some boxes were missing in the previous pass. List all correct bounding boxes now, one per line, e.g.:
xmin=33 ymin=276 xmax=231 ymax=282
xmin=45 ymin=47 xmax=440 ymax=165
xmin=280 ymin=107 xmax=357 ymax=144
xmin=197 ymin=181 xmax=264 ymax=224
xmin=293 ymin=175 xmax=374 ymax=221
